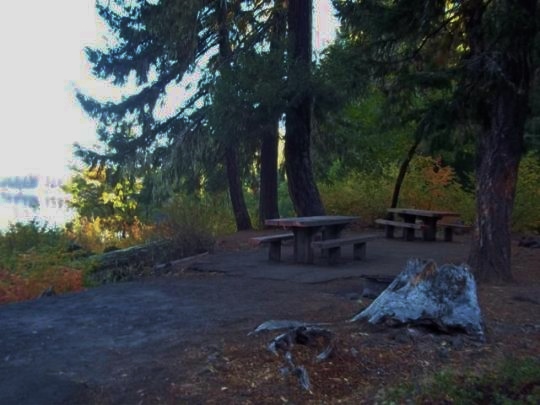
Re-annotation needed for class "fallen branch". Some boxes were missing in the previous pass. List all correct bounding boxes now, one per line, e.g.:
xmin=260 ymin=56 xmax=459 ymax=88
xmin=250 ymin=320 xmax=334 ymax=391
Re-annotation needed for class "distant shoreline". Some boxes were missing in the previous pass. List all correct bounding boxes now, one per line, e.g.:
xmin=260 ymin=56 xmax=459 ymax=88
xmin=0 ymin=175 xmax=66 ymax=191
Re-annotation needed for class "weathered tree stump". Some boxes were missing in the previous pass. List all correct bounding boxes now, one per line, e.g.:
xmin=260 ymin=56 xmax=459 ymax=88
xmin=351 ymin=259 xmax=485 ymax=340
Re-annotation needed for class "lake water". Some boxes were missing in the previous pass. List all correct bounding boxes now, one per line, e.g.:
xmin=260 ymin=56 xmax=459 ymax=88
xmin=0 ymin=189 xmax=74 ymax=231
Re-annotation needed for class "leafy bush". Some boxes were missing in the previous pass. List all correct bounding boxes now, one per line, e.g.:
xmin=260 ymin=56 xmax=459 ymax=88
xmin=319 ymin=169 xmax=394 ymax=223
xmin=400 ymin=156 xmax=475 ymax=224
xmin=0 ymin=221 xmax=85 ymax=304
xmin=153 ymin=193 xmax=235 ymax=255
xmin=513 ymin=153 xmax=540 ymax=232
xmin=64 ymin=168 xmax=145 ymax=239
xmin=278 ymin=179 xmax=296 ymax=218
xmin=0 ymin=220 xmax=68 ymax=267
xmin=319 ymin=156 xmax=475 ymax=225
xmin=66 ymin=216 xmax=151 ymax=253
xmin=0 ymin=266 xmax=84 ymax=304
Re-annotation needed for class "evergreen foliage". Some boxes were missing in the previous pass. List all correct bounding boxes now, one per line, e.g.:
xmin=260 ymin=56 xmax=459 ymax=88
xmin=331 ymin=0 xmax=538 ymax=282
xmin=69 ymin=0 xmax=540 ymax=283
xmin=77 ymin=0 xmax=306 ymax=229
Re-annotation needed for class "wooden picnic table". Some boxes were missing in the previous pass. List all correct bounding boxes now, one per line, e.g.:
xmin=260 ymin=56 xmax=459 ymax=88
xmin=264 ymin=215 xmax=359 ymax=264
xmin=387 ymin=208 xmax=460 ymax=241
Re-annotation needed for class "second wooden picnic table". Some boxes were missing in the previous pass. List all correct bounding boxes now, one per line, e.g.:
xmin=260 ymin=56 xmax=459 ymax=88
xmin=264 ymin=215 xmax=359 ymax=264
xmin=387 ymin=208 xmax=459 ymax=241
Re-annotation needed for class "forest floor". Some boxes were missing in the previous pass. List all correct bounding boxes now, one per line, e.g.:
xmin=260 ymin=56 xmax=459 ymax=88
xmin=0 ymin=230 xmax=539 ymax=404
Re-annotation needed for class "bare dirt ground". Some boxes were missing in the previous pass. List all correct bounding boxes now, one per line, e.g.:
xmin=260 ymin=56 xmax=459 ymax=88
xmin=0 ymin=231 xmax=539 ymax=404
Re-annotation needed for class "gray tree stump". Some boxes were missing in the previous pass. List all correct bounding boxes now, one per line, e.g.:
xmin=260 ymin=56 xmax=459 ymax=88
xmin=351 ymin=259 xmax=485 ymax=340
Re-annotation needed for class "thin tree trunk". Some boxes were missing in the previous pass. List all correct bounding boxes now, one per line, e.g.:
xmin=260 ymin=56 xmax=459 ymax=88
xmin=387 ymin=136 xmax=422 ymax=219
xmin=465 ymin=0 xmax=537 ymax=282
xmin=259 ymin=121 xmax=280 ymax=226
xmin=284 ymin=0 xmax=325 ymax=216
xmin=225 ymin=146 xmax=252 ymax=230
xmin=217 ymin=1 xmax=252 ymax=231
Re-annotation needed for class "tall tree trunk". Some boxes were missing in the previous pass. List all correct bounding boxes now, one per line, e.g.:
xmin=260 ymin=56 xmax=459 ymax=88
xmin=465 ymin=0 xmax=537 ymax=282
xmin=217 ymin=0 xmax=252 ymax=231
xmin=284 ymin=0 xmax=325 ymax=216
xmin=258 ymin=0 xmax=286 ymax=226
xmin=259 ymin=121 xmax=280 ymax=226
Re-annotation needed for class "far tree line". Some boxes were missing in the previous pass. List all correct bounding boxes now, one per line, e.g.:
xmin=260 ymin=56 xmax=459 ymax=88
xmin=76 ymin=0 xmax=539 ymax=283
xmin=0 ymin=175 xmax=64 ymax=190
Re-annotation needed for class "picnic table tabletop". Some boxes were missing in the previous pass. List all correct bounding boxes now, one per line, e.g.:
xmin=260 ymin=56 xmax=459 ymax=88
xmin=387 ymin=208 xmax=459 ymax=218
xmin=264 ymin=215 xmax=361 ymax=264
xmin=265 ymin=215 xmax=359 ymax=228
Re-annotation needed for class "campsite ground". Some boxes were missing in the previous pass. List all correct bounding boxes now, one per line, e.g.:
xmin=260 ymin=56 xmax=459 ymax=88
xmin=0 ymin=230 xmax=539 ymax=404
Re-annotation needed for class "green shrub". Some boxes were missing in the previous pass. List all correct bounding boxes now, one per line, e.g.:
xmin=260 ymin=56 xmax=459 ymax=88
xmin=0 ymin=220 xmax=68 ymax=268
xmin=400 ymin=156 xmax=475 ymax=224
xmin=319 ymin=169 xmax=394 ymax=223
xmin=154 ymin=193 xmax=235 ymax=254
xmin=513 ymin=153 xmax=540 ymax=232
xmin=66 ymin=216 xmax=150 ymax=253
xmin=278 ymin=179 xmax=296 ymax=218
xmin=0 ymin=221 xmax=86 ymax=304
xmin=319 ymin=157 xmax=476 ymax=225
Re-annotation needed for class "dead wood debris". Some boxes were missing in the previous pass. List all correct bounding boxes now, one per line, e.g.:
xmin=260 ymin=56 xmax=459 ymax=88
xmin=250 ymin=320 xmax=334 ymax=391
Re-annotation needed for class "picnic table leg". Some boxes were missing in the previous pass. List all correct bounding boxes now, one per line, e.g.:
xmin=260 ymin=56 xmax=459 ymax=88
xmin=385 ymin=225 xmax=395 ymax=238
xmin=444 ymin=227 xmax=453 ymax=242
xmin=353 ymin=242 xmax=366 ymax=260
xmin=268 ymin=241 xmax=282 ymax=261
xmin=293 ymin=228 xmax=318 ymax=264
xmin=401 ymin=214 xmax=416 ymax=241
xmin=422 ymin=218 xmax=438 ymax=241
xmin=321 ymin=225 xmax=346 ymax=261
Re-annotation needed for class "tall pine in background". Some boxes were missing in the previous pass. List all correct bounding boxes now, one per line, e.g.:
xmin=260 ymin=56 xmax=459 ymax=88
xmin=464 ymin=0 xmax=537 ymax=281
xmin=77 ymin=0 xmax=259 ymax=230
xmin=335 ymin=0 xmax=538 ymax=282
xmin=78 ymin=0 xmax=329 ymax=228
xmin=285 ymin=0 xmax=326 ymax=216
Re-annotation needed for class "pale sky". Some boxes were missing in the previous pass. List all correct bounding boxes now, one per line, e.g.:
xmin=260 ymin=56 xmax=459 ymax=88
xmin=0 ymin=0 xmax=338 ymax=179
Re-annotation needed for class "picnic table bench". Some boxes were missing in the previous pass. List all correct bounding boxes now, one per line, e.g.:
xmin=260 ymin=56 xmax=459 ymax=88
xmin=374 ymin=218 xmax=425 ymax=241
xmin=377 ymin=208 xmax=460 ymax=241
xmin=439 ymin=223 xmax=472 ymax=242
xmin=311 ymin=234 xmax=380 ymax=264
xmin=249 ymin=233 xmax=294 ymax=262
xmin=260 ymin=215 xmax=361 ymax=264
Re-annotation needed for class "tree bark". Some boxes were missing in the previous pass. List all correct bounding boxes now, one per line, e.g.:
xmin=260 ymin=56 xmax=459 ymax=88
xmin=259 ymin=122 xmax=280 ymax=226
xmin=225 ymin=146 xmax=252 ymax=230
xmin=217 ymin=1 xmax=252 ymax=231
xmin=465 ymin=0 xmax=537 ymax=282
xmin=284 ymin=0 xmax=325 ymax=216
xmin=258 ymin=0 xmax=286 ymax=227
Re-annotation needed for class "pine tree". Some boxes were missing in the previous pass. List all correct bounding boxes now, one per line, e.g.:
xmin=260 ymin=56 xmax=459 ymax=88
xmin=463 ymin=0 xmax=538 ymax=282
xmin=334 ymin=0 xmax=538 ymax=282
xmin=79 ymin=0 xmax=333 ymax=229
xmin=77 ymin=0 xmax=258 ymax=231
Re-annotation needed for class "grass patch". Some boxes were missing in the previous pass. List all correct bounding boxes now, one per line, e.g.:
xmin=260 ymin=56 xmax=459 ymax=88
xmin=379 ymin=358 xmax=540 ymax=404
